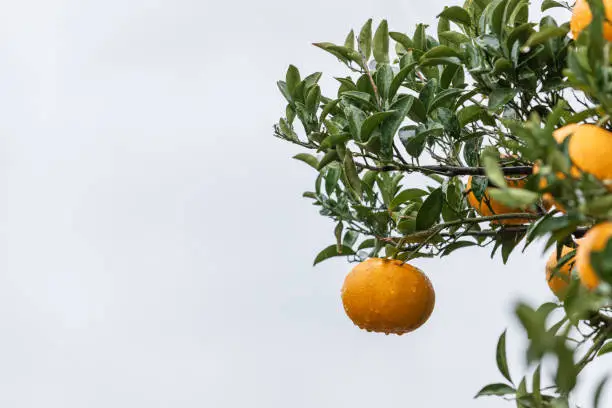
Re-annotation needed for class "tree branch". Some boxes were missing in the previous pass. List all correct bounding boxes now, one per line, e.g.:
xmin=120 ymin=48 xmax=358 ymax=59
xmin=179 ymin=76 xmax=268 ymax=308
xmin=356 ymin=161 xmax=534 ymax=176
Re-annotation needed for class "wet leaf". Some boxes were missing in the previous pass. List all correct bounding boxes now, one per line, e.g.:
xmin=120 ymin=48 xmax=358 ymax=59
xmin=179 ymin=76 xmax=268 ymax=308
xmin=416 ymin=188 xmax=443 ymax=231
xmin=313 ymin=245 xmax=356 ymax=265
xmin=293 ymin=153 xmax=319 ymax=169
xmin=373 ymin=20 xmax=390 ymax=63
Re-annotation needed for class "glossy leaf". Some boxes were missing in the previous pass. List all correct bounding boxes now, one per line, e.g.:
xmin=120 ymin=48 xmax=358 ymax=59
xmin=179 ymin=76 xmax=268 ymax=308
xmin=389 ymin=31 xmax=413 ymax=50
xmin=416 ymin=188 xmax=443 ymax=231
xmin=343 ymin=151 xmax=362 ymax=197
xmin=293 ymin=153 xmax=319 ymax=169
xmin=361 ymin=111 xmax=396 ymax=141
xmin=344 ymin=29 xmax=355 ymax=49
xmin=373 ymin=20 xmax=390 ymax=63
xmin=380 ymin=96 xmax=414 ymax=160
xmin=525 ymin=26 xmax=568 ymax=48
xmin=286 ymin=65 xmax=301 ymax=94
xmin=313 ymin=245 xmax=356 ymax=265
xmin=389 ymin=188 xmax=429 ymax=210
xmin=438 ymin=6 xmax=472 ymax=26
xmin=488 ymin=88 xmax=518 ymax=111
xmin=359 ymin=19 xmax=373 ymax=60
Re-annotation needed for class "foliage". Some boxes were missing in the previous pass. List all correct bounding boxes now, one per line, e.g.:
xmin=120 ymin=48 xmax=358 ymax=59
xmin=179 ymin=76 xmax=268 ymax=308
xmin=273 ymin=0 xmax=612 ymax=405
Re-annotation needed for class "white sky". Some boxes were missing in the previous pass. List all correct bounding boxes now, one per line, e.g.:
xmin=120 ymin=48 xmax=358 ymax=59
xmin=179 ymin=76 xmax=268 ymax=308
xmin=0 ymin=0 xmax=609 ymax=407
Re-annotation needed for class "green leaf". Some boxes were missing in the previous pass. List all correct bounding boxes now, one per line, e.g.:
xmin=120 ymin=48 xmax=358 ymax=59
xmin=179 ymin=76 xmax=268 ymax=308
xmin=286 ymin=65 xmax=301 ymax=94
xmin=516 ymin=377 xmax=527 ymax=407
xmin=441 ymin=241 xmax=477 ymax=256
xmin=278 ymin=118 xmax=299 ymax=141
xmin=313 ymin=245 xmax=355 ymax=266
xmin=390 ymin=32 xmax=413 ymax=50
xmin=361 ymin=111 xmax=396 ymax=141
xmin=305 ymin=85 xmax=321 ymax=114
xmin=344 ymin=105 xmax=366 ymax=142
xmin=458 ymin=105 xmax=487 ymax=127
xmin=373 ymin=20 xmax=390 ymax=63
xmin=407 ymin=101 xmax=427 ymax=125
xmin=437 ymin=16 xmax=451 ymax=45
xmin=335 ymin=222 xmax=344 ymax=252
xmin=318 ymin=150 xmax=339 ymax=170
xmin=496 ymin=330 xmax=513 ymax=384
xmin=474 ymin=383 xmax=515 ymax=398
xmin=343 ymin=151 xmax=362 ymax=197
xmin=438 ymin=6 xmax=472 ymax=26
xmin=389 ymin=62 xmax=417 ymax=99
xmin=343 ymin=231 xmax=359 ymax=248
xmin=375 ymin=64 xmax=393 ymax=100
xmin=413 ymin=24 xmax=427 ymax=51
xmin=537 ymin=302 xmax=559 ymax=316
xmin=344 ymin=29 xmax=355 ymax=49
xmin=399 ymin=126 xmax=426 ymax=158
xmin=542 ymin=0 xmax=564 ymax=11
xmin=303 ymin=72 xmax=322 ymax=88
xmin=488 ymin=88 xmax=518 ymax=111
xmin=389 ymin=188 xmax=429 ymax=210
xmin=419 ymin=56 xmax=462 ymax=66
xmin=598 ymin=342 xmax=612 ymax=357
xmin=483 ymin=155 xmax=507 ymax=188
xmin=324 ymin=165 xmax=341 ymax=195
xmin=492 ymin=58 xmax=513 ymax=75
xmin=438 ymin=31 xmax=470 ymax=45
xmin=525 ymin=26 xmax=568 ymax=48
xmin=380 ymin=95 xmax=414 ymax=160
xmin=489 ymin=188 xmax=539 ymax=208
xmin=277 ymin=81 xmax=292 ymax=103
xmin=533 ymin=365 xmax=542 ymax=406
xmin=421 ymin=45 xmax=463 ymax=60
xmin=416 ymin=188 xmax=443 ymax=231
xmin=359 ymin=19 xmax=373 ymax=60
xmin=501 ymin=230 xmax=526 ymax=264
xmin=293 ymin=153 xmax=319 ymax=169
xmin=320 ymin=99 xmax=340 ymax=123
xmin=358 ymin=238 xmax=377 ymax=250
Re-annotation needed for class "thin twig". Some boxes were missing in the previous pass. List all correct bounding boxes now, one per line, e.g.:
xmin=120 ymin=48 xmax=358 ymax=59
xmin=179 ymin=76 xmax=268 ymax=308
xmin=355 ymin=161 xmax=534 ymax=176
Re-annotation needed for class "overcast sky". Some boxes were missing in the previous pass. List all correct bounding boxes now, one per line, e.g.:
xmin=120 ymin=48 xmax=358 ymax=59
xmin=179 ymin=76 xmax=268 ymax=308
xmin=0 ymin=0 xmax=609 ymax=407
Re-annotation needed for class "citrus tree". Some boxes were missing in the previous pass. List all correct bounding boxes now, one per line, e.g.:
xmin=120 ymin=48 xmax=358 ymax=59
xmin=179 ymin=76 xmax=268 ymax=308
xmin=273 ymin=0 xmax=612 ymax=406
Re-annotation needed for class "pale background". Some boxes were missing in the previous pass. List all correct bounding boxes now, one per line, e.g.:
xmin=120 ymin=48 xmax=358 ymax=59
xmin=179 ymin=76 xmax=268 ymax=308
xmin=0 ymin=0 xmax=609 ymax=407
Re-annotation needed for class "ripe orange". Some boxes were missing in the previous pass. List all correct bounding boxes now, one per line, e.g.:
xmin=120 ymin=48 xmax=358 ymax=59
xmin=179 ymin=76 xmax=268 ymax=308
xmin=576 ymin=222 xmax=612 ymax=290
xmin=341 ymin=258 xmax=435 ymax=335
xmin=545 ymin=246 xmax=576 ymax=299
xmin=571 ymin=0 xmax=612 ymax=41
xmin=466 ymin=176 xmax=536 ymax=225
xmin=535 ymin=124 xmax=612 ymax=212
xmin=553 ymin=124 xmax=612 ymax=187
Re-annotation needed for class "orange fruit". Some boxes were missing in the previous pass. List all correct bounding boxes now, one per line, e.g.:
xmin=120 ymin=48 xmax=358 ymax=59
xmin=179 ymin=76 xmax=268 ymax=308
xmin=576 ymin=222 xmax=612 ymax=290
xmin=571 ymin=0 xmax=612 ymax=41
xmin=553 ymin=124 xmax=612 ymax=187
xmin=535 ymin=124 xmax=612 ymax=212
xmin=341 ymin=258 xmax=435 ymax=335
xmin=466 ymin=176 xmax=536 ymax=225
xmin=545 ymin=245 xmax=576 ymax=299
